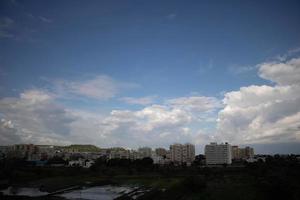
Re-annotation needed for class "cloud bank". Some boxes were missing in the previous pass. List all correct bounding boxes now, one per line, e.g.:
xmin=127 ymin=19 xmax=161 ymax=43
xmin=1 ymin=57 xmax=300 ymax=153
xmin=0 ymin=89 xmax=219 ymax=148
xmin=217 ymin=57 xmax=300 ymax=145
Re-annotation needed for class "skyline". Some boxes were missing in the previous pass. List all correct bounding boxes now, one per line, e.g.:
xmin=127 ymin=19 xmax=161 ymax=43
xmin=1 ymin=0 xmax=300 ymax=154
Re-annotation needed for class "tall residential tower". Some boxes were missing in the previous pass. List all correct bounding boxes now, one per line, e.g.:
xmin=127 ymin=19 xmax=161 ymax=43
xmin=205 ymin=142 xmax=232 ymax=165
xmin=170 ymin=143 xmax=195 ymax=165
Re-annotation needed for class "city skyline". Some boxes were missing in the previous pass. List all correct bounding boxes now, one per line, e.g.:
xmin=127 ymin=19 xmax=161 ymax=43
xmin=0 ymin=142 xmax=290 ymax=155
xmin=1 ymin=142 xmax=197 ymax=166
xmin=1 ymin=0 xmax=300 ymax=154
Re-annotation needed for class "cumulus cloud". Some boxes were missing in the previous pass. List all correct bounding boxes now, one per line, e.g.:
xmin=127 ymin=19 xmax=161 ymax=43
xmin=0 ymin=89 xmax=74 ymax=145
xmin=258 ymin=57 xmax=300 ymax=85
xmin=217 ymin=57 xmax=300 ymax=144
xmin=0 ymin=118 xmax=21 ymax=144
xmin=20 ymin=90 xmax=55 ymax=103
xmin=0 ymin=91 xmax=220 ymax=148
xmin=0 ymin=70 xmax=222 ymax=148
xmin=97 ymin=96 xmax=221 ymax=148
xmin=98 ymin=105 xmax=194 ymax=148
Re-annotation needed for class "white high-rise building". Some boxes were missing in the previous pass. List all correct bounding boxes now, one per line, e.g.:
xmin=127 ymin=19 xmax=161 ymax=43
xmin=170 ymin=143 xmax=195 ymax=165
xmin=205 ymin=142 xmax=232 ymax=165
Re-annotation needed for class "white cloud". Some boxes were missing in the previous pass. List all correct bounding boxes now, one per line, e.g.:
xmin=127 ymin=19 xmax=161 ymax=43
xmin=0 ymin=89 xmax=74 ymax=145
xmin=258 ymin=57 xmax=300 ymax=85
xmin=135 ymin=105 xmax=192 ymax=131
xmin=98 ymin=105 xmax=194 ymax=148
xmin=0 ymin=91 xmax=220 ymax=148
xmin=20 ymin=90 xmax=54 ymax=103
xmin=217 ymin=57 xmax=300 ymax=144
xmin=51 ymin=75 xmax=138 ymax=100
xmin=95 ymin=96 xmax=221 ymax=148
xmin=120 ymin=96 xmax=156 ymax=105
xmin=274 ymin=47 xmax=300 ymax=61
xmin=0 ymin=118 xmax=21 ymax=144
xmin=166 ymin=96 xmax=222 ymax=112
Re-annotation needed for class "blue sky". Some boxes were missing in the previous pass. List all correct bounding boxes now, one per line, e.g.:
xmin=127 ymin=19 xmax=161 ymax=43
xmin=1 ymin=0 xmax=300 ymax=153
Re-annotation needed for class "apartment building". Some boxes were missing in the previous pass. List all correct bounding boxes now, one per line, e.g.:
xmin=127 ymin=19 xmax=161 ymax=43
xmin=231 ymin=146 xmax=254 ymax=160
xmin=205 ymin=142 xmax=232 ymax=165
xmin=138 ymin=147 xmax=152 ymax=158
xmin=170 ymin=143 xmax=195 ymax=165
xmin=155 ymin=148 xmax=168 ymax=157
xmin=109 ymin=147 xmax=130 ymax=159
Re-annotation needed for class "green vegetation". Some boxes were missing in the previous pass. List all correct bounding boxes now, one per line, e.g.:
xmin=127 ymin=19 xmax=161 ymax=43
xmin=1 ymin=155 xmax=300 ymax=200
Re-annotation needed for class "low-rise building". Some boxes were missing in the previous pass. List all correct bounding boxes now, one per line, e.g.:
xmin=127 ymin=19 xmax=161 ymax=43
xmin=68 ymin=158 xmax=95 ymax=168
xmin=109 ymin=147 xmax=130 ymax=159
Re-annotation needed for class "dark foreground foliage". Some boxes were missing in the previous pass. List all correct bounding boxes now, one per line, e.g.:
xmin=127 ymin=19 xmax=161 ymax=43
xmin=0 ymin=155 xmax=300 ymax=200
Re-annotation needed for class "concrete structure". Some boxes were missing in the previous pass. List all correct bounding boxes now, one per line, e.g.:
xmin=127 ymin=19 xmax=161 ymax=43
xmin=68 ymin=159 xmax=85 ymax=167
xmin=183 ymin=143 xmax=195 ymax=164
xmin=36 ymin=145 xmax=56 ymax=160
xmin=151 ymin=151 xmax=162 ymax=164
xmin=3 ymin=143 xmax=199 ymax=166
xmin=129 ymin=150 xmax=139 ymax=160
xmin=68 ymin=159 xmax=95 ymax=168
xmin=170 ymin=144 xmax=182 ymax=163
xmin=244 ymin=146 xmax=254 ymax=159
xmin=0 ymin=146 xmax=9 ymax=159
xmin=231 ymin=146 xmax=239 ymax=159
xmin=138 ymin=147 xmax=152 ymax=158
xmin=84 ymin=160 xmax=95 ymax=168
xmin=170 ymin=143 xmax=195 ymax=165
xmin=155 ymin=148 xmax=167 ymax=157
xmin=205 ymin=142 xmax=232 ymax=165
xmin=8 ymin=144 xmax=39 ymax=160
xmin=109 ymin=147 xmax=130 ymax=159
xmin=231 ymin=146 xmax=254 ymax=160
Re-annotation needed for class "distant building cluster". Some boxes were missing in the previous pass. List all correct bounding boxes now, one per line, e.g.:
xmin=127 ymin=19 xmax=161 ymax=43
xmin=2 ymin=142 xmax=281 ymax=167
xmin=204 ymin=142 xmax=255 ymax=165
xmin=107 ymin=143 xmax=195 ymax=166
xmin=231 ymin=145 xmax=254 ymax=160
xmin=0 ymin=143 xmax=195 ymax=167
